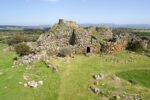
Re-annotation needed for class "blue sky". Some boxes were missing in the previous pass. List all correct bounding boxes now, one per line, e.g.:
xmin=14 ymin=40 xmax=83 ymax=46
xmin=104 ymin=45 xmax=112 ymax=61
xmin=0 ymin=0 xmax=150 ymax=25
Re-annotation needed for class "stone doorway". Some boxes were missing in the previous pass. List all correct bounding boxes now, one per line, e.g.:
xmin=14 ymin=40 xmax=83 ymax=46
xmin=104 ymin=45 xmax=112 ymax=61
xmin=86 ymin=47 xmax=91 ymax=53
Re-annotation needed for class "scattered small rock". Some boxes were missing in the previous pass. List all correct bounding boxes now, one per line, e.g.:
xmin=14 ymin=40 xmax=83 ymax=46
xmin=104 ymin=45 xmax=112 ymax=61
xmin=110 ymin=94 xmax=143 ymax=100
xmin=90 ymin=85 xmax=100 ymax=94
xmin=93 ymin=73 xmax=105 ymax=80
xmin=23 ymin=80 xmax=43 ymax=88
xmin=27 ymin=81 xmax=38 ymax=88
xmin=111 ymin=95 xmax=121 ymax=100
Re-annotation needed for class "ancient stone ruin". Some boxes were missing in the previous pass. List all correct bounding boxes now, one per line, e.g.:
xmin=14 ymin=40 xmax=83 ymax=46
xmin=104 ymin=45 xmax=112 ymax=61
xmin=14 ymin=19 xmax=149 ymax=65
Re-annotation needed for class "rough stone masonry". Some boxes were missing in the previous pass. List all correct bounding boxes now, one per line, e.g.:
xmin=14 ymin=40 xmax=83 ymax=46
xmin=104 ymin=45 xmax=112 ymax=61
xmin=14 ymin=19 xmax=149 ymax=65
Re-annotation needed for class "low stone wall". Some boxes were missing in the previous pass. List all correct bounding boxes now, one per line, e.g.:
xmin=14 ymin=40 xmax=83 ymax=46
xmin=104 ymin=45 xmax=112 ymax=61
xmin=14 ymin=54 xmax=43 ymax=66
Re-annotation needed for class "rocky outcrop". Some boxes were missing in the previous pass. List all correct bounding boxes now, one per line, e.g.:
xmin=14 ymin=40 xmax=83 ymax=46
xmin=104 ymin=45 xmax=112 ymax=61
xmin=14 ymin=19 xmax=144 ymax=66
xmin=101 ymin=33 xmax=130 ymax=54
xmin=96 ymin=26 xmax=114 ymax=39
xmin=35 ymin=19 xmax=101 ymax=55
xmin=127 ymin=35 xmax=149 ymax=50
xmin=86 ymin=26 xmax=114 ymax=40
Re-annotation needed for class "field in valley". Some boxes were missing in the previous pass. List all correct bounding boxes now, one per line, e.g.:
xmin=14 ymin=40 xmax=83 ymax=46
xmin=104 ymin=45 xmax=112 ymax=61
xmin=0 ymin=43 xmax=150 ymax=100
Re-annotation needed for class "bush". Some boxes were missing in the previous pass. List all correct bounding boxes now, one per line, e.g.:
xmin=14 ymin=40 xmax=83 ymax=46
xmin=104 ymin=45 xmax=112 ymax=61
xmin=58 ymin=48 xmax=71 ymax=57
xmin=128 ymin=79 xmax=138 ymax=85
xmin=7 ymin=35 xmax=27 ymax=46
xmin=14 ymin=43 xmax=31 ymax=56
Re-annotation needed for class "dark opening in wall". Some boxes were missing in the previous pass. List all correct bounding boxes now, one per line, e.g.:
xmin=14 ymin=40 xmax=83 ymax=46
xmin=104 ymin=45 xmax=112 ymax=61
xmin=87 ymin=47 xmax=91 ymax=53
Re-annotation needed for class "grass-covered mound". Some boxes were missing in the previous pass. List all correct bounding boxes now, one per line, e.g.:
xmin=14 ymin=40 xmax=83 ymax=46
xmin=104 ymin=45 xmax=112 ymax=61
xmin=116 ymin=70 xmax=150 ymax=88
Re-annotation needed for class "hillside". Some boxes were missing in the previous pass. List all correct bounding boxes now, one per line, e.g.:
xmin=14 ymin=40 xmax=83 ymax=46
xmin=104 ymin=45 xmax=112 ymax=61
xmin=0 ymin=43 xmax=150 ymax=100
xmin=0 ymin=19 xmax=150 ymax=100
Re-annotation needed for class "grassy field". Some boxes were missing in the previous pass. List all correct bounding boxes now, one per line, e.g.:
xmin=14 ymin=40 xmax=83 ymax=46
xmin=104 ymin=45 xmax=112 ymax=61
xmin=116 ymin=70 xmax=150 ymax=88
xmin=0 ymin=43 xmax=150 ymax=100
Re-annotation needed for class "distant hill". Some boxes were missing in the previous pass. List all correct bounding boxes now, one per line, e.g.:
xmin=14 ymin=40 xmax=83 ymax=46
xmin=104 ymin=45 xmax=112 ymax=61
xmin=1 ymin=24 xmax=150 ymax=30
xmin=0 ymin=25 xmax=50 ymax=30
xmin=81 ymin=24 xmax=150 ymax=29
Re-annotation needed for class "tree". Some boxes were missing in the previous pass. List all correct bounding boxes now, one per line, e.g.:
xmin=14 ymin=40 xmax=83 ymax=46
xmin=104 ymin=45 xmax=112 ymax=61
xmin=69 ymin=30 xmax=77 ymax=45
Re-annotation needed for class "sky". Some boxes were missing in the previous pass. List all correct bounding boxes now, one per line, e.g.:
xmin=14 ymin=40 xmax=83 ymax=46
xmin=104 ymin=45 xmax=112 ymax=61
xmin=0 ymin=0 xmax=150 ymax=25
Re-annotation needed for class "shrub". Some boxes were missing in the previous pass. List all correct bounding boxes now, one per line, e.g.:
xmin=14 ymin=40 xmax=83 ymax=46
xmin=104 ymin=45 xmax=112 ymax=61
xmin=7 ymin=35 xmax=27 ymax=46
xmin=128 ymin=79 xmax=138 ymax=85
xmin=14 ymin=43 xmax=31 ymax=56
xmin=58 ymin=48 xmax=71 ymax=57
xmin=69 ymin=30 xmax=77 ymax=45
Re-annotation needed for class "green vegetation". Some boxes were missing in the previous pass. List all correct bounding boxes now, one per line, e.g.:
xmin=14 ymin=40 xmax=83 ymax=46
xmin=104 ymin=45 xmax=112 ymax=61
xmin=14 ymin=43 xmax=31 ymax=56
xmin=0 ymin=29 xmax=44 ymax=44
xmin=0 ymin=43 xmax=150 ymax=100
xmin=69 ymin=30 xmax=77 ymax=45
xmin=116 ymin=70 xmax=150 ymax=88
xmin=50 ymin=24 xmax=58 ymax=33
xmin=92 ymin=32 xmax=103 ymax=41
xmin=7 ymin=35 xmax=27 ymax=46
xmin=58 ymin=47 xmax=71 ymax=57
xmin=113 ymin=28 xmax=150 ymax=37
xmin=132 ymin=29 xmax=150 ymax=37
xmin=0 ymin=43 xmax=60 ymax=100
xmin=0 ymin=44 xmax=16 ymax=69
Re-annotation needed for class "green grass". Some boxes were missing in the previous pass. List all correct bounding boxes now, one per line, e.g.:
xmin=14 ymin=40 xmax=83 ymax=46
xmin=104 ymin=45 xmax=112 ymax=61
xmin=0 ymin=44 xmax=60 ymax=100
xmin=0 ymin=43 xmax=150 ymax=100
xmin=0 ymin=44 xmax=16 ymax=69
xmin=116 ymin=70 xmax=150 ymax=88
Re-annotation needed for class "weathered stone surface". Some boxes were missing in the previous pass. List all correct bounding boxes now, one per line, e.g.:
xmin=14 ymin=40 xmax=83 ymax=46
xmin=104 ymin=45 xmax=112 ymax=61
xmin=128 ymin=35 xmax=149 ymax=50
xmin=14 ymin=19 xmax=145 ymax=65
xmin=86 ymin=26 xmax=114 ymax=40
xmin=111 ymin=94 xmax=143 ymax=100
xmin=14 ymin=54 xmax=43 ymax=66
xmin=101 ymin=33 xmax=130 ymax=54
xmin=93 ymin=73 xmax=106 ymax=80
xmin=23 ymin=80 xmax=43 ymax=88
xmin=14 ymin=19 xmax=101 ymax=65
xmin=90 ymin=85 xmax=100 ymax=94
xmin=26 ymin=42 xmax=37 ymax=50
